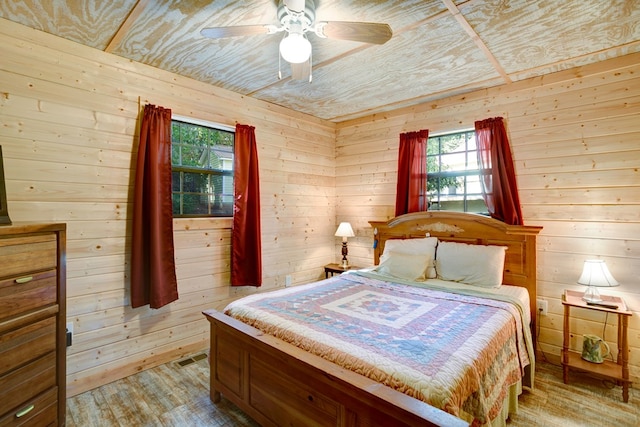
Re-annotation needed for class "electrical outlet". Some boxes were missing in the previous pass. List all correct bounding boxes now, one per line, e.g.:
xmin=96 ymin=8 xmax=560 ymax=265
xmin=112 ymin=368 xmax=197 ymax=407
xmin=285 ymin=275 xmax=292 ymax=287
xmin=537 ymin=299 xmax=548 ymax=316
xmin=66 ymin=322 xmax=74 ymax=347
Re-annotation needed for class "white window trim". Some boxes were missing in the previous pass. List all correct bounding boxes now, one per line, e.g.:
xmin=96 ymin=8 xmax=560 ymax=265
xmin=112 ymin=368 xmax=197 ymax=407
xmin=171 ymin=114 xmax=235 ymax=133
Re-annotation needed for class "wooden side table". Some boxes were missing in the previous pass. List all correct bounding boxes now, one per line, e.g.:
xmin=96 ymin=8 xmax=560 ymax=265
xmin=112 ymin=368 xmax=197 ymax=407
xmin=324 ymin=263 xmax=360 ymax=278
xmin=562 ymin=289 xmax=632 ymax=402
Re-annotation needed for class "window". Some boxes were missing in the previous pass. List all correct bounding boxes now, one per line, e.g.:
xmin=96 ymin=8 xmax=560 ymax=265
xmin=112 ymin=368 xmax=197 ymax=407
xmin=171 ymin=119 xmax=234 ymax=217
xmin=427 ymin=130 xmax=487 ymax=214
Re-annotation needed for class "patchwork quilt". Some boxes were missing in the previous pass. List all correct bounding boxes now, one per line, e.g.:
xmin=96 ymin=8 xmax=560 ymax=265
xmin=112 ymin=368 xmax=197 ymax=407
xmin=224 ymin=272 xmax=532 ymax=426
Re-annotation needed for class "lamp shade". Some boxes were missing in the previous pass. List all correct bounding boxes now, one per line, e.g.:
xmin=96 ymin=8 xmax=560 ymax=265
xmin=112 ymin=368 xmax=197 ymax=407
xmin=577 ymin=260 xmax=619 ymax=287
xmin=279 ymin=33 xmax=311 ymax=63
xmin=334 ymin=222 xmax=355 ymax=238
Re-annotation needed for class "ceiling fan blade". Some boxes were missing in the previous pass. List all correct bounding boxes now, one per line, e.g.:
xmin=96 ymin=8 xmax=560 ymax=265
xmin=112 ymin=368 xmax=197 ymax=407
xmin=291 ymin=61 xmax=311 ymax=81
xmin=317 ymin=21 xmax=392 ymax=44
xmin=201 ymin=25 xmax=272 ymax=39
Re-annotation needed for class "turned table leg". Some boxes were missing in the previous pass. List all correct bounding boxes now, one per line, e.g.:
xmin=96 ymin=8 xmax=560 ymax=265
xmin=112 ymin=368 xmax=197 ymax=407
xmin=562 ymin=304 xmax=570 ymax=383
xmin=620 ymin=314 xmax=630 ymax=403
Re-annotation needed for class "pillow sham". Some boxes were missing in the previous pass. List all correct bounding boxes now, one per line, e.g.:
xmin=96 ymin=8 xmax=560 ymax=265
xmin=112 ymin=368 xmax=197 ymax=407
xmin=382 ymin=236 xmax=438 ymax=256
xmin=436 ymin=241 xmax=507 ymax=288
xmin=381 ymin=237 xmax=438 ymax=279
xmin=374 ymin=251 xmax=433 ymax=281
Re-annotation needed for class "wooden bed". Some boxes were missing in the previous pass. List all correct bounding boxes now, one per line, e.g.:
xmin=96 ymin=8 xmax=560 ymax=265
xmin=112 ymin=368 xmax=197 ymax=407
xmin=203 ymin=212 xmax=541 ymax=427
xmin=371 ymin=211 xmax=542 ymax=345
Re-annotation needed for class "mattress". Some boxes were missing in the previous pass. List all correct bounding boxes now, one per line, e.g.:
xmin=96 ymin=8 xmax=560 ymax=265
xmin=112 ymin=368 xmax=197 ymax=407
xmin=224 ymin=271 xmax=534 ymax=426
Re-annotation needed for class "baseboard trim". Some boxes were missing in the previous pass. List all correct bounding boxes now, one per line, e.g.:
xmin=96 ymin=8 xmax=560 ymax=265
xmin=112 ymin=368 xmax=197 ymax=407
xmin=66 ymin=341 xmax=208 ymax=397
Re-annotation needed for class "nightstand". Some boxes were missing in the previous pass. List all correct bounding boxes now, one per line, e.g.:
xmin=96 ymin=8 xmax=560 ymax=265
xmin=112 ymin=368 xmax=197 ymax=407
xmin=324 ymin=263 xmax=360 ymax=278
xmin=562 ymin=289 xmax=632 ymax=402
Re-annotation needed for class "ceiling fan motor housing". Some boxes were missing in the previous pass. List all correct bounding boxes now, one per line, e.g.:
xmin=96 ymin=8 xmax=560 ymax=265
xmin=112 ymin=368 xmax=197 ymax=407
xmin=277 ymin=0 xmax=316 ymax=30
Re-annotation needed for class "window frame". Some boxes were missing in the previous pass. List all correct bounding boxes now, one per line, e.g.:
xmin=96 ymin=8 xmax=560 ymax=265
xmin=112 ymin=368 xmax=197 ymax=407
xmin=171 ymin=115 xmax=235 ymax=218
xmin=426 ymin=129 xmax=487 ymax=214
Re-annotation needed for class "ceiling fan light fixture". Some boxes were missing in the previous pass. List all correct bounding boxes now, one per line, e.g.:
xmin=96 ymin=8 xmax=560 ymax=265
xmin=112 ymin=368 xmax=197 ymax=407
xmin=279 ymin=33 xmax=311 ymax=63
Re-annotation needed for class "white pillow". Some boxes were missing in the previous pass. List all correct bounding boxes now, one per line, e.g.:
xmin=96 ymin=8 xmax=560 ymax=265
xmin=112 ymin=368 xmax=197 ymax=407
xmin=436 ymin=241 xmax=507 ymax=288
xmin=383 ymin=236 xmax=438 ymax=256
xmin=382 ymin=237 xmax=437 ymax=279
xmin=375 ymin=251 xmax=433 ymax=281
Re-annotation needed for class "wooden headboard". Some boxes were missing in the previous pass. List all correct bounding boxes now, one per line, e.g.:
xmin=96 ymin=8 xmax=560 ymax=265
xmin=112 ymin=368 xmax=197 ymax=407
xmin=369 ymin=211 xmax=542 ymax=346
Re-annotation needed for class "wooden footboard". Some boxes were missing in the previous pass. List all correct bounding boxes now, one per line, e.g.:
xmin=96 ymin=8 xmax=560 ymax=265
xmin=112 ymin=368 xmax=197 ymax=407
xmin=203 ymin=309 xmax=468 ymax=427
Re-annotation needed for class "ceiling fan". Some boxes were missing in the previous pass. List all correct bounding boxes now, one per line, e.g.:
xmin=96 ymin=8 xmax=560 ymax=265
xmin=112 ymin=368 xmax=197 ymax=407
xmin=200 ymin=0 xmax=393 ymax=82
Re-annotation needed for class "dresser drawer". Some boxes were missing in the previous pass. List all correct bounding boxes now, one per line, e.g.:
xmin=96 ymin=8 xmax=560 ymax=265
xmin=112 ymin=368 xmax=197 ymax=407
xmin=0 ymin=351 xmax=57 ymax=419
xmin=0 ymin=317 xmax=56 ymax=376
xmin=0 ymin=234 xmax=57 ymax=279
xmin=0 ymin=386 xmax=57 ymax=427
xmin=0 ymin=271 xmax=57 ymax=322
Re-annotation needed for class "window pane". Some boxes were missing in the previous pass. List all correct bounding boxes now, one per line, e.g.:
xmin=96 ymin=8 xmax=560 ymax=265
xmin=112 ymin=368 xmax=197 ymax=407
xmin=466 ymin=174 xmax=483 ymax=195
xmin=183 ymin=193 xmax=209 ymax=215
xmin=467 ymin=134 xmax=477 ymax=150
xmin=171 ymin=119 xmax=235 ymax=217
xmin=182 ymin=172 xmax=207 ymax=193
xmin=466 ymin=150 xmax=479 ymax=170
xmin=171 ymin=144 xmax=181 ymax=166
xmin=440 ymin=134 xmax=465 ymax=154
xmin=426 ymin=155 xmax=439 ymax=173
xmin=440 ymin=152 xmax=467 ymax=172
xmin=181 ymin=145 xmax=208 ymax=168
xmin=210 ymin=146 xmax=234 ymax=170
xmin=171 ymin=122 xmax=181 ymax=143
xmin=172 ymin=193 xmax=181 ymax=213
xmin=171 ymin=171 xmax=180 ymax=192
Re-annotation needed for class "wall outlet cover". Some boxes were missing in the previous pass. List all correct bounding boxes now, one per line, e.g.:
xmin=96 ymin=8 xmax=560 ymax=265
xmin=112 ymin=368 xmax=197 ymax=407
xmin=537 ymin=299 xmax=548 ymax=316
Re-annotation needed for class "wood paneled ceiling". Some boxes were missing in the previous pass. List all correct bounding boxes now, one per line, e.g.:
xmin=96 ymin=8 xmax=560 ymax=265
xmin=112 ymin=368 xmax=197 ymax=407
xmin=1 ymin=0 xmax=639 ymax=122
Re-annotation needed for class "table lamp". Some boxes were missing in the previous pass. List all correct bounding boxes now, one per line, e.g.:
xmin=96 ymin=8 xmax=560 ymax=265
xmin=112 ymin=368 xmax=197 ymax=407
xmin=577 ymin=259 xmax=619 ymax=303
xmin=335 ymin=222 xmax=355 ymax=268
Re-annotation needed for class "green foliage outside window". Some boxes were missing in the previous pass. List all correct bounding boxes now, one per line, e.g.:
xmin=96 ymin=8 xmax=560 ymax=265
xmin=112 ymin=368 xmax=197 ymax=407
xmin=426 ymin=134 xmax=460 ymax=193
xmin=171 ymin=120 xmax=234 ymax=217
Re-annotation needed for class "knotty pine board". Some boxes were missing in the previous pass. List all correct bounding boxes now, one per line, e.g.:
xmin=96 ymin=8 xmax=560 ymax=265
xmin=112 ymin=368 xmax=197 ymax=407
xmin=2 ymin=15 xmax=639 ymax=394
xmin=0 ymin=23 xmax=336 ymax=396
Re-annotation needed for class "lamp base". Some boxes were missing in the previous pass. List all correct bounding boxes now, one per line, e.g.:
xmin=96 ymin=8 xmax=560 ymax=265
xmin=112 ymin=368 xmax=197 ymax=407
xmin=582 ymin=286 xmax=602 ymax=303
xmin=341 ymin=241 xmax=349 ymax=269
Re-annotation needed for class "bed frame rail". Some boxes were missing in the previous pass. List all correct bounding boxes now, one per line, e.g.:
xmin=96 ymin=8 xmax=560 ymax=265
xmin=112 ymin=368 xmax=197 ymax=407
xmin=203 ymin=309 xmax=468 ymax=427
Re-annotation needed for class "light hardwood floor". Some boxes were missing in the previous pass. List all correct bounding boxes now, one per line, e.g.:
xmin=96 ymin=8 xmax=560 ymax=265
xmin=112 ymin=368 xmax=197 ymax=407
xmin=66 ymin=352 xmax=638 ymax=427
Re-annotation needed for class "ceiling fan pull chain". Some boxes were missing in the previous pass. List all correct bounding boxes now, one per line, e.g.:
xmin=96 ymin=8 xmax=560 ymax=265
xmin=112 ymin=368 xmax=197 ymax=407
xmin=309 ymin=51 xmax=313 ymax=83
xmin=278 ymin=53 xmax=282 ymax=80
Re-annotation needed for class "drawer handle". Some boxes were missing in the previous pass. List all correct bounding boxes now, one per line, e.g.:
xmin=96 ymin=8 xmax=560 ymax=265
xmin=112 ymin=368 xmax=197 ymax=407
xmin=15 ymin=276 xmax=34 ymax=284
xmin=15 ymin=404 xmax=35 ymax=418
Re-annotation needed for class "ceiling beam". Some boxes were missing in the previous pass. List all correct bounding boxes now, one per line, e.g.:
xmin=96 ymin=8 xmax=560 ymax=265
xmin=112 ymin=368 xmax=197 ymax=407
xmin=441 ymin=0 xmax=511 ymax=84
xmin=105 ymin=0 xmax=151 ymax=53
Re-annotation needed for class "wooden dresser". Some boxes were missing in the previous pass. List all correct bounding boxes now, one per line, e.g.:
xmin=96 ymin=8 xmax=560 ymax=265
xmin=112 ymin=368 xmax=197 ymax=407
xmin=0 ymin=223 xmax=66 ymax=426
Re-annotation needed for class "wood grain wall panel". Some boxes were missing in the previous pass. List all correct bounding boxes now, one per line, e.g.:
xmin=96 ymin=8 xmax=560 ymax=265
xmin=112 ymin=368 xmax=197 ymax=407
xmin=336 ymin=52 xmax=640 ymax=383
xmin=0 ymin=23 xmax=336 ymax=396
xmin=3 ymin=9 xmax=638 ymax=398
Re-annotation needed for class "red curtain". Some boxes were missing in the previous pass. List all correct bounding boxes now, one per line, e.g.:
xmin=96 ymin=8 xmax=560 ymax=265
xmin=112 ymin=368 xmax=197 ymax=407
xmin=475 ymin=117 xmax=524 ymax=226
xmin=131 ymin=104 xmax=178 ymax=308
xmin=231 ymin=124 xmax=262 ymax=286
xmin=395 ymin=129 xmax=429 ymax=216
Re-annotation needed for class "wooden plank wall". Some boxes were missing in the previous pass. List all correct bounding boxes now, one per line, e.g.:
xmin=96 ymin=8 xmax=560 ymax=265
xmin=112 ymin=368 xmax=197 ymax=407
xmin=336 ymin=52 xmax=640 ymax=383
xmin=2 ymin=14 xmax=639 ymax=396
xmin=0 ymin=18 xmax=336 ymax=396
